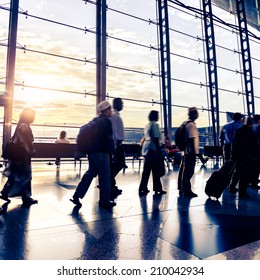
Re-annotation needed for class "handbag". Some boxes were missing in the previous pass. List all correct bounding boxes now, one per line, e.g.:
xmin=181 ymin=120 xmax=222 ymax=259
xmin=158 ymin=153 xmax=165 ymax=177
xmin=2 ymin=138 xmax=27 ymax=162
xmin=149 ymin=122 xmax=165 ymax=177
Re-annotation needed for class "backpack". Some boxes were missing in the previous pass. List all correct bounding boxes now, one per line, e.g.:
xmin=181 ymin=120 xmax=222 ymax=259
xmin=174 ymin=121 xmax=192 ymax=151
xmin=76 ymin=117 xmax=101 ymax=154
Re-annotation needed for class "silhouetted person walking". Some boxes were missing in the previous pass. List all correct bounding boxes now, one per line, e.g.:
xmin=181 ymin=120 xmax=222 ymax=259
xmin=0 ymin=108 xmax=38 ymax=206
xmin=177 ymin=107 xmax=199 ymax=198
xmin=231 ymin=117 xmax=258 ymax=198
xmin=138 ymin=110 xmax=166 ymax=196
xmin=70 ymin=101 xmax=116 ymax=209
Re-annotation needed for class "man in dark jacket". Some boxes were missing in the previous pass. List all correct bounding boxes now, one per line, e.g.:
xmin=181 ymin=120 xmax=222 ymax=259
xmin=231 ymin=117 xmax=259 ymax=198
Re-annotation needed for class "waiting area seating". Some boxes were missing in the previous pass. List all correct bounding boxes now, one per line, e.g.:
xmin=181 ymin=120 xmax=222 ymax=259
xmin=203 ymin=145 xmax=223 ymax=158
xmin=32 ymin=142 xmax=143 ymax=170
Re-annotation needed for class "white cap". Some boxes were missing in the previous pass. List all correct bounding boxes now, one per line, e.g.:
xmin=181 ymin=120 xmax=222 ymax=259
xmin=97 ymin=100 xmax=111 ymax=113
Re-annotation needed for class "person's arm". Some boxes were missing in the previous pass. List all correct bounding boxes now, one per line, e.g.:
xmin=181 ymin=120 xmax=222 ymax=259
xmin=187 ymin=137 xmax=196 ymax=154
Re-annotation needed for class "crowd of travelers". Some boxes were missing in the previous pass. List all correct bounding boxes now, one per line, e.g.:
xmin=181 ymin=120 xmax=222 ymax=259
xmin=0 ymin=102 xmax=259 ymax=214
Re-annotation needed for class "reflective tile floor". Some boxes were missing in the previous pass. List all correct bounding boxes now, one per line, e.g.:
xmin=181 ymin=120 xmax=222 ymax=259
xmin=0 ymin=159 xmax=260 ymax=260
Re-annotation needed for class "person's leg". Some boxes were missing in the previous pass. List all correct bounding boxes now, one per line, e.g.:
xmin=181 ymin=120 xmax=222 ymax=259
xmin=0 ymin=179 xmax=13 ymax=202
xmin=113 ymin=145 xmax=126 ymax=177
xmin=239 ymin=160 xmax=252 ymax=198
xmin=17 ymin=161 xmax=37 ymax=206
xmin=151 ymin=153 xmax=166 ymax=194
xmin=177 ymin=156 xmax=184 ymax=193
xmin=97 ymin=153 xmax=112 ymax=205
xmin=250 ymin=158 xmax=260 ymax=188
xmin=224 ymin=144 xmax=231 ymax=162
xmin=71 ymin=154 xmax=97 ymax=206
xmin=139 ymin=153 xmax=152 ymax=195
xmin=21 ymin=180 xmax=38 ymax=206
xmin=182 ymin=154 xmax=197 ymax=197
xmin=228 ymin=168 xmax=240 ymax=193
xmin=110 ymin=146 xmax=125 ymax=197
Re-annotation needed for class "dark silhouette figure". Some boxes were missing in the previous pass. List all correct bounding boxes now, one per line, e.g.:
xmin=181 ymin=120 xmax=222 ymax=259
xmin=231 ymin=117 xmax=259 ymax=198
xmin=70 ymin=100 xmax=116 ymax=209
xmin=0 ymin=108 xmax=38 ymax=207
xmin=178 ymin=107 xmax=199 ymax=197
xmin=139 ymin=110 xmax=167 ymax=196
xmin=110 ymin=98 xmax=126 ymax=199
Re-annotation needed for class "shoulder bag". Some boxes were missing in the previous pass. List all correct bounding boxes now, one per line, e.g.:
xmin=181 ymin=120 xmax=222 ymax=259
xmin=2 ymin=138 xmax=27 ymax=162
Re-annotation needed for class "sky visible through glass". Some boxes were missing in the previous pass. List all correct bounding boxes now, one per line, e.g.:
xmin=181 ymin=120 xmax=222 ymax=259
xmin=0 ymin=0 xmax=259 ymax=141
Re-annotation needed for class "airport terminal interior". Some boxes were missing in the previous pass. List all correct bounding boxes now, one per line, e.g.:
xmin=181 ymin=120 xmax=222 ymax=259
xmin=0 ymin=159 xmax=260 ymax=260
xmin=0 ymin=0 xmax=260 ymax=261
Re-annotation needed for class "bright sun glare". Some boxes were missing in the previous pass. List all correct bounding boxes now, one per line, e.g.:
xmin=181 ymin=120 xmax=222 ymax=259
xmin=16 ymin=83 xmax=60 ymax=108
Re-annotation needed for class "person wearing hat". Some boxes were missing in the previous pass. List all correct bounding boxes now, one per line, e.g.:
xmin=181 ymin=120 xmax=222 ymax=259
xmin=70 ymin=100 xmax=116 ymax=209
xmin=177 ymin=107 xmax=199 ymax=197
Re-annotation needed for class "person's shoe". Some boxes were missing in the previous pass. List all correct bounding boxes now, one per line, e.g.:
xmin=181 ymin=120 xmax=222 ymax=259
xmin=114 ymin=187 xmax=122 ymax=194
xmin=110 ymin=189 xmax=123 ymax=199
xmin=0 ymin=193 xmax=11 ymax=203
xmin=183 ymin=191 xmax=198 ymax=198
xmin=22 ymin=197 xmax=38 ymax=206
xmin=154 ymin=190 xmax=167 ymax=195
xmin=99 ymin=201 xmax=116 ymax=209
xmin=138 ymin=189 xmax=150 ymax=197
xmin=70 ymin=197 xmax=82 ymax=208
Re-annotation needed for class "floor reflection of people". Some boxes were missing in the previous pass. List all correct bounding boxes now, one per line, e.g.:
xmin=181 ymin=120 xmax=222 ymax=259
xmin=139 ymin=195 xmax=163 ymax=259
xmin=204 ymin=194 xmax=260 ymax=259
xmin=0 ymin=205 xmax=30 ymax=259
xmin=71 ymin=207 xmax=119 ymax=259
xmin=173 ymin=196 xmax=194 ymax=257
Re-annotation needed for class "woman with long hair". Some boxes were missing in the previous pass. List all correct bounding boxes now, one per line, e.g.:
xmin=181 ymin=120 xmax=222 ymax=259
xmin=0 ymin=108 xmax=38 ymax=206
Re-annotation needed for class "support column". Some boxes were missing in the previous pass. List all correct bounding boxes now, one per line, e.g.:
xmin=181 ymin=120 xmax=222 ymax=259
xmin=96 ymin=0 xmax=107 ymax=109
xmin=3 ymin=0 xmax=19 ymax=149
xmin=101 ymin=0 xmax=107 ymax=101
xmin=236 ymin=0 xmax=255 ymax=117
xmin=202 ymin=0 xmax=220 ymax=146
xmin=96 ymin=0 xmax=101 ymax=106
xmin=157 ymin=0 xmax=172 ymax=138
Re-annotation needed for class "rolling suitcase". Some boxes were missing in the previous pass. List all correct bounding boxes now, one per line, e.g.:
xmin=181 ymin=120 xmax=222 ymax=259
xmin=205 ymin=160 xmax=236 ymax=199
